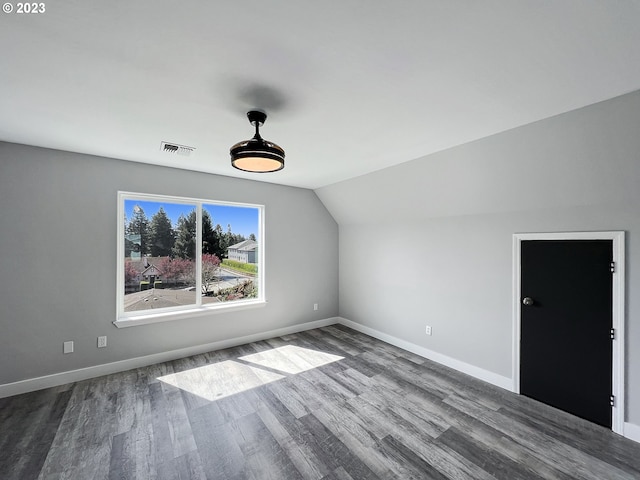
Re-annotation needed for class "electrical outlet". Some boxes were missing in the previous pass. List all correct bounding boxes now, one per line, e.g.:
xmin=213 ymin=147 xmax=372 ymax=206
xmin=97 ymin=336 xmax=107 ymax=348
xmin=313 ymin=303 xmax=319 ymax=311
xmin=63 ymin=341 xmax=74 ymax=354
xmin=425 ymin=326 xmax=432 ymax=336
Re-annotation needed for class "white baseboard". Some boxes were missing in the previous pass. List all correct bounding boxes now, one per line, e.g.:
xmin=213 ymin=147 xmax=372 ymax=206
xmin=0 ymin=316 xmax=512 ymax=399
xmin=5 ymin=316 xmax=637 ymax=445
xmin=624 ymin=422 xmax=640 ymax=443
xmin=337 ymin=317 xmax=513 ymax=391
xmin=337 ymin=317 xmax=640 ymax=445
xmin=0 ymin=317 xmax=340 ymax=399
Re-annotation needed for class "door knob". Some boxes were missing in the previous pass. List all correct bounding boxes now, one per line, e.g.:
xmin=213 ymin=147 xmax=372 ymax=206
xmin=522 ymin=297 xmax=534 ymax=306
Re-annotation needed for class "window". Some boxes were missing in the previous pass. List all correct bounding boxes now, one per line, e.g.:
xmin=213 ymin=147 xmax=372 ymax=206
xmin=116 ymin=192 xmax=264 ymax=327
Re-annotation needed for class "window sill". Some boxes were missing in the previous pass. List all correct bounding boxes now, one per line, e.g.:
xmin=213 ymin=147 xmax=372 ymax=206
xmin=113 ymin=299 xmax=267 ymax=328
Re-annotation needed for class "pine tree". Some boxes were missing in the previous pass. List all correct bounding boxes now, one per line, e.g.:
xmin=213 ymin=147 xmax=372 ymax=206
xmin=172 ymin=209 xmax=224 ymax=260
xmin=224 ymin=224 xmax=246 ymax=248
xmin=149 ymin=207 xmax=174 ymax=257
xmin=172 ymin=211 xmax=196 ymax=260
xmin=202 ymin=210 xmax=222 ymax=258
xmin=215 ymin=224 xmax=227 ymax=258
xmin=126 ymin=205 xmax=150 ymax=255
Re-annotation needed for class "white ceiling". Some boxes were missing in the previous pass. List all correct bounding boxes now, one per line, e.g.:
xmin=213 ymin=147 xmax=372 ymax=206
xmin=1 ymin=1 xmax=639 ymax=189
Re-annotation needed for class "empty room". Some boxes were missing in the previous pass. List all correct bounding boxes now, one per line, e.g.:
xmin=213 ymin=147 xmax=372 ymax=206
xmin=1 ymin=1 xmax=640 ymax=479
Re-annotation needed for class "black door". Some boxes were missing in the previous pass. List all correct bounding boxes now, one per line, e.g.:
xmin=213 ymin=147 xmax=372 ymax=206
xmin=520 ymin=240 xmax=613 ymax=428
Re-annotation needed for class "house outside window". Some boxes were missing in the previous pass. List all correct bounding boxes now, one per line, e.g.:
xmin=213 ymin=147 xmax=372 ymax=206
xmin=227 ymin=240 xmax=258 ymax=264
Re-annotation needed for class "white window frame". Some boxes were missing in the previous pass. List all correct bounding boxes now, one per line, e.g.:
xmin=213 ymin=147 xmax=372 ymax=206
xmin=115 ymin=191 xmax=266 ymax=328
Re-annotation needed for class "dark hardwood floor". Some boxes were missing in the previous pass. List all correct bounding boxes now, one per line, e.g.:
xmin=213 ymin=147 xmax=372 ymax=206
xmin=1 ymin=325 xmax=639 ymax=479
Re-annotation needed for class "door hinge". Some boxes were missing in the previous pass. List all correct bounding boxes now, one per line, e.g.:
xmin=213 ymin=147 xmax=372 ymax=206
xmin=610 ymin=395 xmax=615 ymax=407
xmin=610 ymin=328 xmax=616 ymax=340
xmin=610 ymin=261 xmax=616 ymax=273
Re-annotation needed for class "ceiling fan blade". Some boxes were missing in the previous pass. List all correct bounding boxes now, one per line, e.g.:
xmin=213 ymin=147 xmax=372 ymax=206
xmin=237 ymin=83 xmax=289 ymax=113
xmin=219 ymin=78 xmax=299 ymax=117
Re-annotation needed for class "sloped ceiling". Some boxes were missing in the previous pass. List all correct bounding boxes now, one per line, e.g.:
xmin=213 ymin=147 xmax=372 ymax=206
xmin=1 ymin=1 xmax=639 ymax=189
xmin=316 ymin=91 xmax=640 ymax=225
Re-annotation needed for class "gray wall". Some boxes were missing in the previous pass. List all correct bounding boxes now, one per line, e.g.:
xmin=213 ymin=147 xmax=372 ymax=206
xmin=316 ymin=90 xmax=640 ymax=424
xmin=0 ymin=142 xmax=339 ymax=385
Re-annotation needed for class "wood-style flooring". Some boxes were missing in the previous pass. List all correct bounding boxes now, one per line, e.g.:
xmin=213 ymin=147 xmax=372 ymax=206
xmin=1 ymin=325 xmax=639 ymax=479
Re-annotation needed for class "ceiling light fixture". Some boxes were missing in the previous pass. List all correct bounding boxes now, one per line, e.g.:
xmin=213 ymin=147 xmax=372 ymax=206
xmin=230 ymin=110 xmax=285 ymax=173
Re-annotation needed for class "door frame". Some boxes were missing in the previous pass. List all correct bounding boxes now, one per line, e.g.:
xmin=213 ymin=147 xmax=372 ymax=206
xmin=512 ymin=231 xmax=625 ymax=434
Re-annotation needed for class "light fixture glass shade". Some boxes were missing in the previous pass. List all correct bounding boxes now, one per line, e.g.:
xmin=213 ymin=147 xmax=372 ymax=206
xmin=230 ymin=111 xmax=285 ymax=173
xmin=230 ymin=138 xmax=285 ymax=173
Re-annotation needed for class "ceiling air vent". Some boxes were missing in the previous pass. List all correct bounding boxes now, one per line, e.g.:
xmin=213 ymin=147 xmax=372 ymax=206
xmin=160 ymin=141 xmax=195 ymax=157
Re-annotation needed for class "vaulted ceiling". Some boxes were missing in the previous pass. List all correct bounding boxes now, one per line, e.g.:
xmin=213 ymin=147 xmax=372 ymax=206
xmin=1 ymin=1 xmax=639 ymax=189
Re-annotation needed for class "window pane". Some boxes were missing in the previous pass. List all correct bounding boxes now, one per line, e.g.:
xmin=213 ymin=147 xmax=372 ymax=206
xmin=124 ymin=200 xmax=197 ymax=312
xmin=202 ymin=204 xmax=260 ymax=304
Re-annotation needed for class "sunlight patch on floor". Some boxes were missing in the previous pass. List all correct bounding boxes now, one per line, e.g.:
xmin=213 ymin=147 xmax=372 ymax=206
xmin=157 ymin=345 xmax=344 ymax=401
xmin=239 ymin=345 xmax=344 ymax=374
xmin=158 ymin=360 xmax=284 ymax=401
